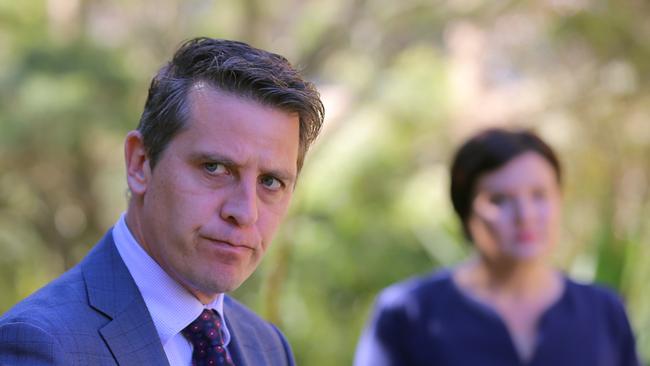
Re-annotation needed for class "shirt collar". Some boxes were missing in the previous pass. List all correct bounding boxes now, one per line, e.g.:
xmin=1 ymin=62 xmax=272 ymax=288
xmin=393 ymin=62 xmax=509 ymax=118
xmin=112 ymin=212 xmax=230 ymax=346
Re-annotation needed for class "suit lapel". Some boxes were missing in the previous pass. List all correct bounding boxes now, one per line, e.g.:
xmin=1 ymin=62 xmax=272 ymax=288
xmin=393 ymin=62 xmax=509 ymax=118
xmin=224 ymin=298 xmax=262 ymax=366
xmin=81 ymin=231 xmax=169 ymax=366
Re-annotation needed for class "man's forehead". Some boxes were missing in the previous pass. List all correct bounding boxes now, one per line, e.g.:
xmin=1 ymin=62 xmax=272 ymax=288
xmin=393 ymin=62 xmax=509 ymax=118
xmin=190 ymin=80 xmax=213 ymax=94
xmin=188 ymin=81 xmax=227 ymax=105
xmin=179 ymin=86 xmax=299 ymax=171
xmin=187 ymin=81 xmax=300 ymax=121
xmin=187 ymin=80 xmax=253 ymax=107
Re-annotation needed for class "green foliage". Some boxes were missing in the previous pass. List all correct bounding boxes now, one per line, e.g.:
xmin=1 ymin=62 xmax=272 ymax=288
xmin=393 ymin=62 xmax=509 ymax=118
xmin=2 ymin=0 xmax=650 ymax=364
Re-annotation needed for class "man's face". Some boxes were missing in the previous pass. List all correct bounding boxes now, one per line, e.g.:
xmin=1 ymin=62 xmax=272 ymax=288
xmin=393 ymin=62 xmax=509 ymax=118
xmin=127 ymin=85 xmax=299 ymax=302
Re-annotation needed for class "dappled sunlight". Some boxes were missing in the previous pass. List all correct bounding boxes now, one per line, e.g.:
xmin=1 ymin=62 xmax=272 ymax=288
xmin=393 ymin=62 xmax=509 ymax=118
xmin=2 ymin=0 xmax=650 ymax=363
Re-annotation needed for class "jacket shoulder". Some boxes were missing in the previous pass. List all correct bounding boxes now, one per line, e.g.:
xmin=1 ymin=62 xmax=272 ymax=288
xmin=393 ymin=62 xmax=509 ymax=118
xmin=0 ymin=319 xmax=70 ymax=365
xmin=0 ymin=267 xmax=87 ymax=365
xmin=0 ymin=265 xmax=88 ymax=330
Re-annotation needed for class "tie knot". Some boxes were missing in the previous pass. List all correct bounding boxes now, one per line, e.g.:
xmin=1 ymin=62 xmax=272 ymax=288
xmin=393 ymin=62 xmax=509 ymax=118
xmin=182 ymin=309 xmax=226 ymax=346
xmin=182 ymin=309 xmax=234 ymax=365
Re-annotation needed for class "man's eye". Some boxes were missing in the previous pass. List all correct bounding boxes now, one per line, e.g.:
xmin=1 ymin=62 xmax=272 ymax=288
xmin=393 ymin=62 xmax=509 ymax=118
xmin=260 ymin=176 xmax=282 ymax=190
xmin=204 ymin=162 xmax=227 ymax=174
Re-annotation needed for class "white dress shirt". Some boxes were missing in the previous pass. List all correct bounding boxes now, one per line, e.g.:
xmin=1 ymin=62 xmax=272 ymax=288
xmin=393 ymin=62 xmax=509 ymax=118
xmin=112 ymin=213 xmax=232 ymax=366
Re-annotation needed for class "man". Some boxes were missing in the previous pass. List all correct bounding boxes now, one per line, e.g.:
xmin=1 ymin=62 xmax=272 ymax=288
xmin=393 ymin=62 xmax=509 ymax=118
xmin=0 ymin=37 xmax=324 ymax=365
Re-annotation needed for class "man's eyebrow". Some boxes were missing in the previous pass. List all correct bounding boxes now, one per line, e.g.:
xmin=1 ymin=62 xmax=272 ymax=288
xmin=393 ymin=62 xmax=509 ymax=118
xmin=265 ymin=169 xmax=296 ymax=184
xmin=188 ymin=151 xmax=238 ymax=166
xmin=189 ymin=151 xmax=296 ymax=183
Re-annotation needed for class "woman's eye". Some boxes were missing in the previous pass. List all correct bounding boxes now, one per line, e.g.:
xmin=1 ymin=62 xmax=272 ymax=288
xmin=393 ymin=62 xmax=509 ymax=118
xmin=204 ymin=162 xmax=227 ymax=174
xmin=260 ymin=175 xmax=283 ymax=190
xmin=532 ymin=189 xmax=547 ymax=201
xmin=488 ymin=193 xmax=507 ymax=206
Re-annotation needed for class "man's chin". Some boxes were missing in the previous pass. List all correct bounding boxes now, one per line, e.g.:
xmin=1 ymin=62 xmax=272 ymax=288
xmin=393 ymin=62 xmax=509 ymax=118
xmin=200 ymin=274 xmax=248 ymax=295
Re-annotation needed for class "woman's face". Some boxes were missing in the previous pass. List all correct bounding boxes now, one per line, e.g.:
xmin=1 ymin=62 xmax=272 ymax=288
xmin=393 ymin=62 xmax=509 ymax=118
xmin=468 ymin=152 xmax=561 ymax=263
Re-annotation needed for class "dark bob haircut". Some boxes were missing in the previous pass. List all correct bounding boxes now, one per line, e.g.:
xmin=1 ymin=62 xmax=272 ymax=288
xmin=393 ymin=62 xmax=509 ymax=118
xmin=137 ymin=37 xmax=325 ymax=172
xmin=449 ymin=128 xmax=561 ymax=241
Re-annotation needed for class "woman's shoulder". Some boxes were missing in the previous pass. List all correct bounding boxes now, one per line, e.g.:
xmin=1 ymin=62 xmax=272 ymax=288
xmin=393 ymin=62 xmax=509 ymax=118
xmin=374 ymin=268 xmax=456 ymax=310
xmin=563 ymin=276 xmax=631 ymax=323
xmin=564 ymin=277 xmax=625 ymax=305
xmin=562 ymin=276 xmax=638 ymax=355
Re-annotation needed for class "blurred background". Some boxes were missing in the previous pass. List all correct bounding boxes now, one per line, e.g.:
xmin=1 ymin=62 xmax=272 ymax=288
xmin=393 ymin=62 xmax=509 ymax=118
xmin=1 ymin=0 xmax=649 ymax=364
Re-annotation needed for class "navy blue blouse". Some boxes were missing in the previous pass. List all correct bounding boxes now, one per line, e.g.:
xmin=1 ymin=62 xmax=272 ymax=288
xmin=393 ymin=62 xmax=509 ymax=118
xmin=355 ymin=270 xmax=640 ymax=366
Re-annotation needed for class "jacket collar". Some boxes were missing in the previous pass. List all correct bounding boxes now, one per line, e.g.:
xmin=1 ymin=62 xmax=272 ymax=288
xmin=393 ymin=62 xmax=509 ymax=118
xmin=81 ymin=230 xmax=170 ymax=366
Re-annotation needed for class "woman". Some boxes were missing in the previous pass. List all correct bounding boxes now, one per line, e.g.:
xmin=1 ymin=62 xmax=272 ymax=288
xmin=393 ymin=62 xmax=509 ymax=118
xmin=355 ymin=128 xmax=639 ymax=365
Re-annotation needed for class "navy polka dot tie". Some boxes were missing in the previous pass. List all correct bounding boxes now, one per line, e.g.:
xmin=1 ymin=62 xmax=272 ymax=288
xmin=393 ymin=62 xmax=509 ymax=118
xmin=182 ymin=309 xmax=235 ymax=366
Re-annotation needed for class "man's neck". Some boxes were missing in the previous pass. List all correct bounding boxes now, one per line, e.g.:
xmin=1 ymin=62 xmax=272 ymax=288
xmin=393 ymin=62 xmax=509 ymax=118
xmin=124 ymin=209 xmax=219 ymax=305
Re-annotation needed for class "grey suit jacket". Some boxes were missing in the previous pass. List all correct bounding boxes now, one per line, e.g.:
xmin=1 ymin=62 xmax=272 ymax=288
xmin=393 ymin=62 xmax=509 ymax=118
xmin=0 ymin=231 xmax=295 ymax=365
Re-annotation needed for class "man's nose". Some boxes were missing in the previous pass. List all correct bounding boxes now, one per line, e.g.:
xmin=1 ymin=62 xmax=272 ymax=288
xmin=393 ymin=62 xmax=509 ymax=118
xmin=220 ymin=179 xmax=258 ymax=227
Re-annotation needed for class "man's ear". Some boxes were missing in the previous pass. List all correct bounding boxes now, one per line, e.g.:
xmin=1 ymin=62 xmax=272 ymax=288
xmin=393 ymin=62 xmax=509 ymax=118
xmin=124 ymin=130 xmax=151 ymax=196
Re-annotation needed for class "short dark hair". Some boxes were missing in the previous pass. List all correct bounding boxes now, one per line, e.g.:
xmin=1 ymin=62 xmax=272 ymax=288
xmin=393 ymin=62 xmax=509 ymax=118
xmin=137 ymin=37 xmax=324 ymax=171
xmin=449 ymin=128 xmax=561 ymax=241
